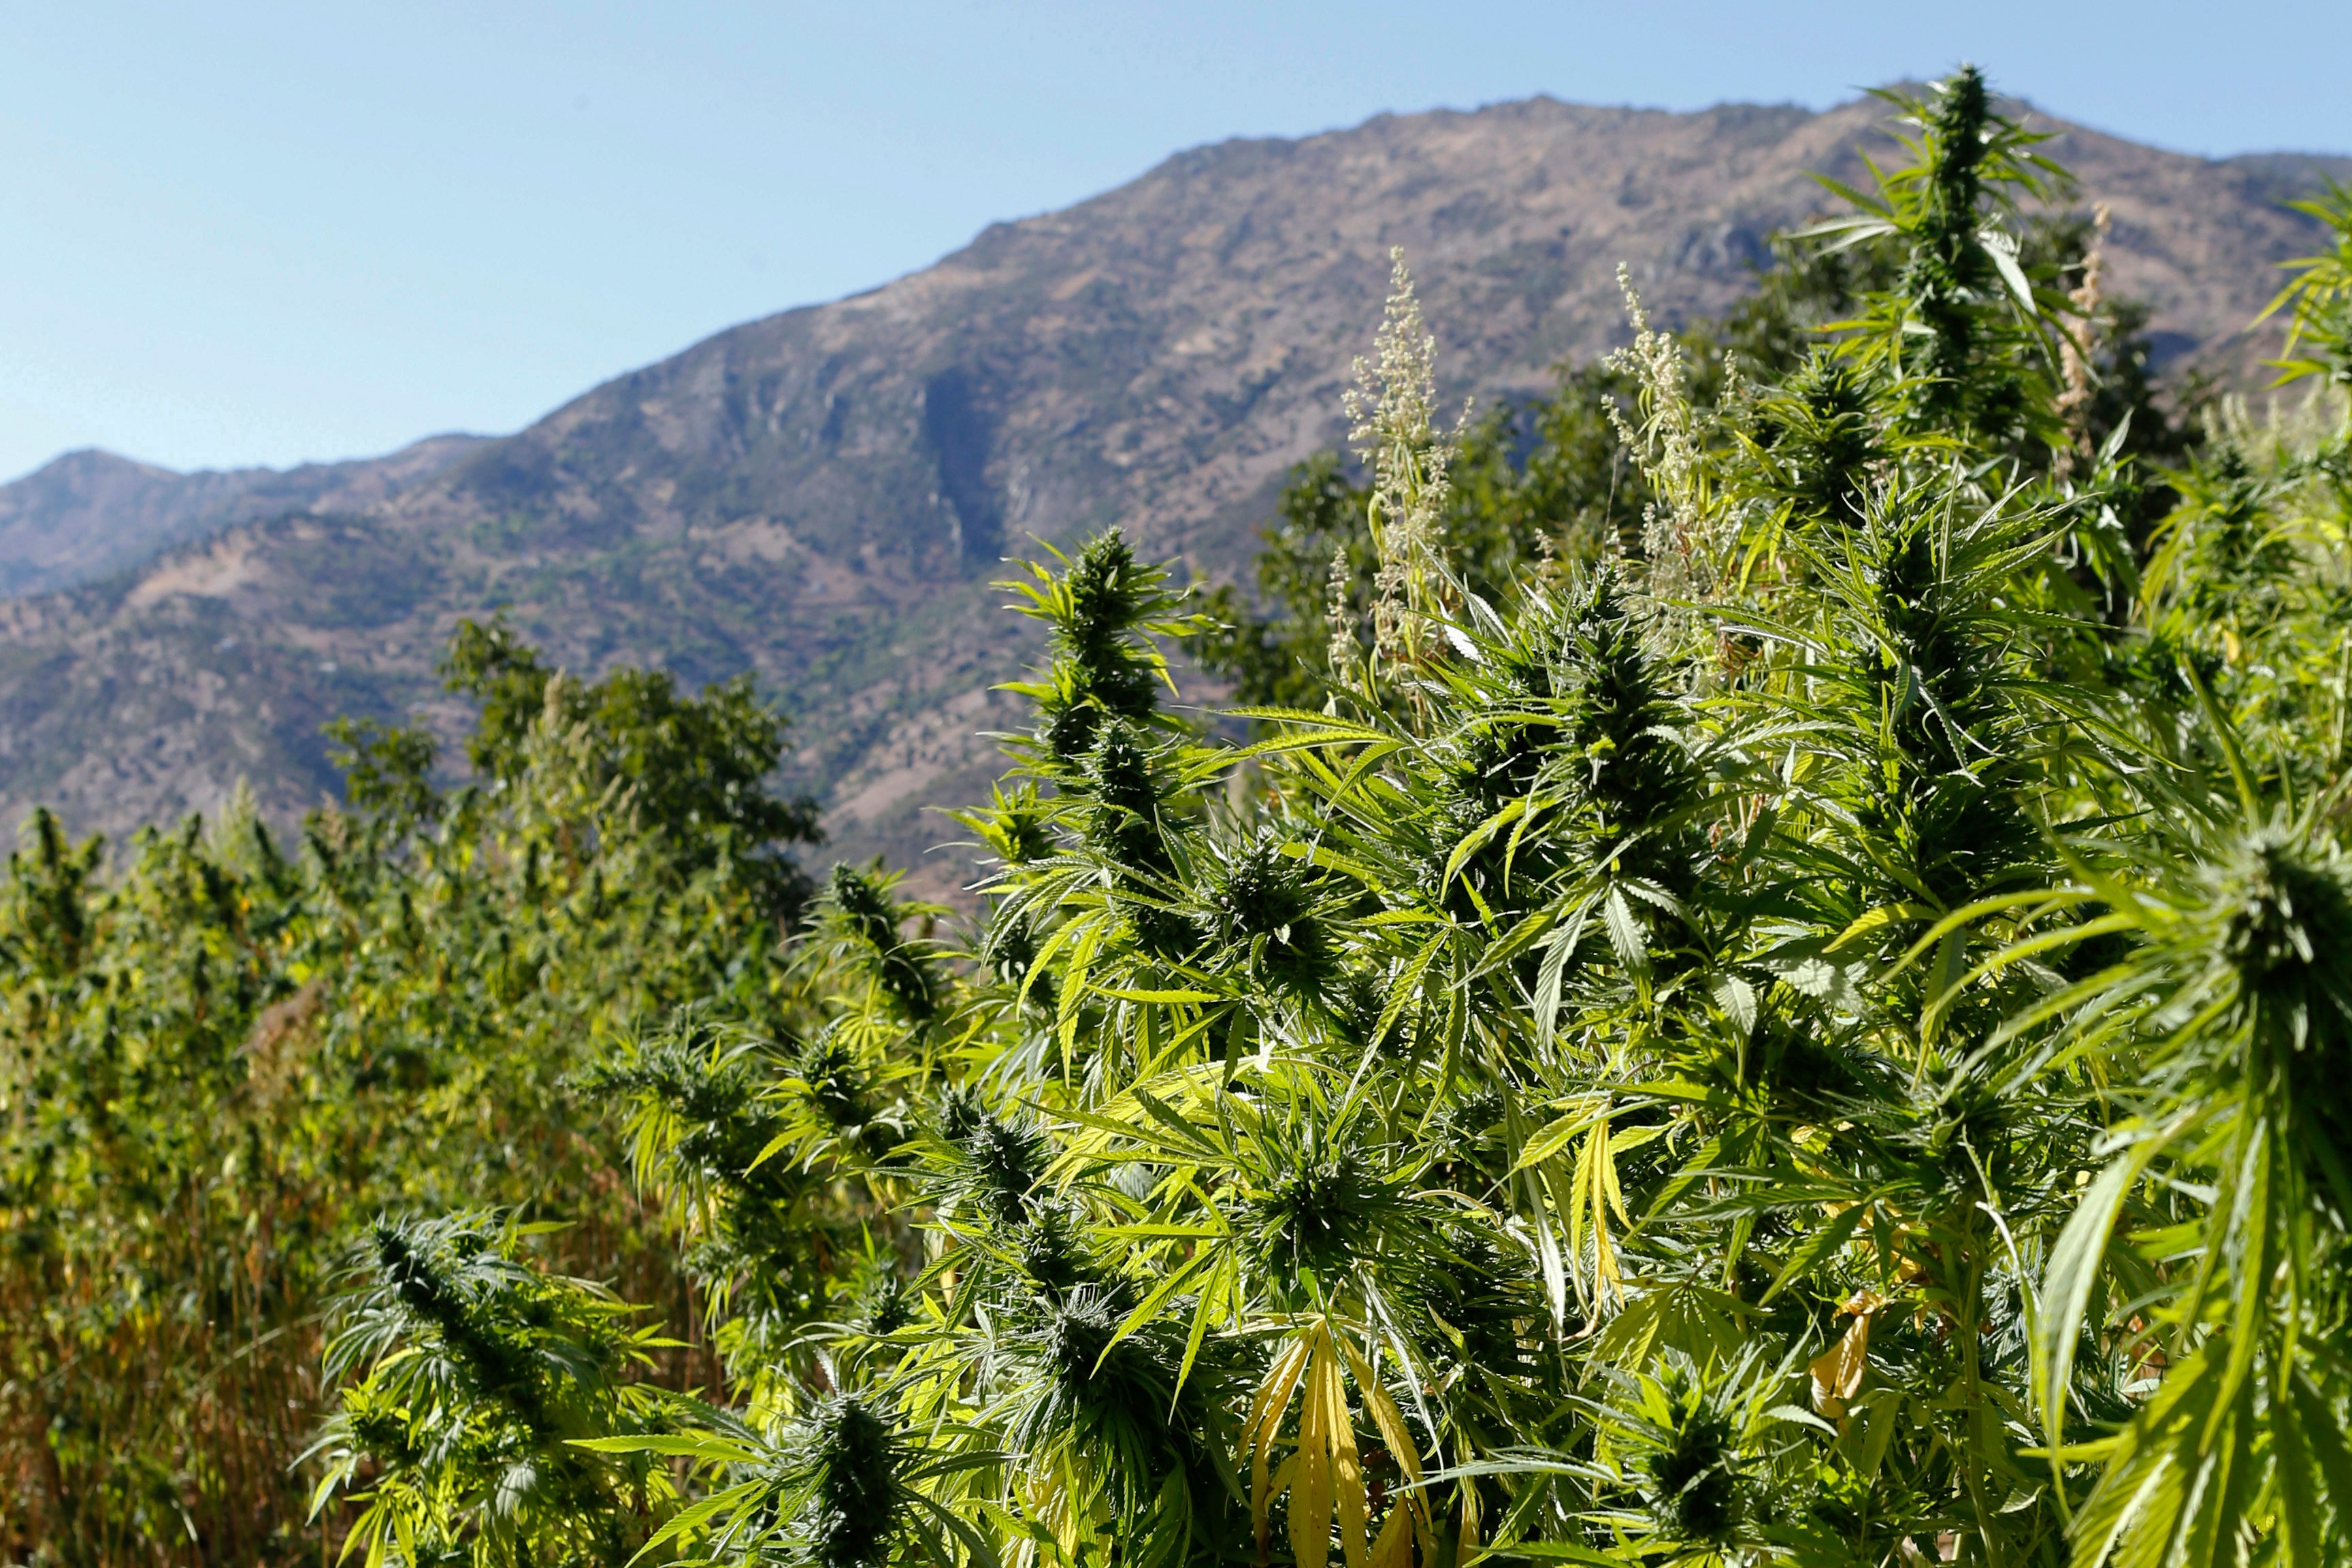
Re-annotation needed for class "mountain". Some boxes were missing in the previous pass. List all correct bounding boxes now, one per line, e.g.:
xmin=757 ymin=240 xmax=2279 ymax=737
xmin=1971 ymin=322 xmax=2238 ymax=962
xmin=0 ymin=435 xmax=490 ymax=598
xmin=3 ymin=94 xmax=2345 ymax=896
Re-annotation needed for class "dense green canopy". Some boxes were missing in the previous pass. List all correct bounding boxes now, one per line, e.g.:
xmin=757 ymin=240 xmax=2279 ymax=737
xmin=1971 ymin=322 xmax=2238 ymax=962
xmin=8 ymin=68 xmax=2352 ymax=1568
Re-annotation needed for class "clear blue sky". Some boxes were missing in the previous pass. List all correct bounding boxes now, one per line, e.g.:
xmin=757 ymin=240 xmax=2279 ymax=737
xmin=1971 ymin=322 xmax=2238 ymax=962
xmin=4 ymin=1 xmax=2346 ymax=483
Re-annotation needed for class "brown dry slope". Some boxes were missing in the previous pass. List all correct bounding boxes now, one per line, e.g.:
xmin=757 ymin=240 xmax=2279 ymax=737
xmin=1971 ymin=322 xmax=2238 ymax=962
xmin=1 ymin=92 xmax=2343 ymax=894
xmin=0 ymin=434 xmax=490 ymax=598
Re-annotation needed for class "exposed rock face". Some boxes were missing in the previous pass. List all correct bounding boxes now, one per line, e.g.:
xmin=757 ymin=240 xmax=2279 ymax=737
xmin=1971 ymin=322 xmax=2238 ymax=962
xmin=1 ymin=93 xmax=2343 ymax=892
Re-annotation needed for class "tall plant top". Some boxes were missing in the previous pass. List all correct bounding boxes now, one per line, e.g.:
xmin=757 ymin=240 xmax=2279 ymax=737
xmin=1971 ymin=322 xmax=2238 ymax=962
xmin=1343 ymin=248 xmax=1465 ymax=682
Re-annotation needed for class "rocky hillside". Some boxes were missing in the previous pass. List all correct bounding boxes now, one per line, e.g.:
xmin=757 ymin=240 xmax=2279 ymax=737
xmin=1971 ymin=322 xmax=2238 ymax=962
xmin=3 ymin=92 xmax=2345 ymax=894
xmin=0 ymin=435 xmax=489 ymax=598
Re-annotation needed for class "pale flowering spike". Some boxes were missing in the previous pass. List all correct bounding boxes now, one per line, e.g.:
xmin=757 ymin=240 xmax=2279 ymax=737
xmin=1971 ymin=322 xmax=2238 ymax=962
xmin=1324 ymin=544 xmax=1357 ymax=672
xmin=1614 ymin=261 xmax=1650 ymax=338
xmin=1604 ymin=262 xmax=1733 ymax=647
xmin=1345 ymin=250 xmax=1443 ymax=480
xmin=2055 ymin=202 xmax=2110 ymax=482
xmin=1341 ymin=248 xmax=1461 ymax=676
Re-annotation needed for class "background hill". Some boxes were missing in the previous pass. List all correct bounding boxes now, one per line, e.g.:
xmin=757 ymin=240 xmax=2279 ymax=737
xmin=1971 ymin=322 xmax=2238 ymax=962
xmin=0 ymin=435 xmax=489 ymax=598
xmin=3 ymin=93 xmax=2346 ymax=894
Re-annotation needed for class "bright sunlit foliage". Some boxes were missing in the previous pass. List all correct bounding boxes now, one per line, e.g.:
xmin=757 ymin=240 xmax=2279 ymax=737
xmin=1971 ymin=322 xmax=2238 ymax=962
xmin=8 ymin=67 xmax=2352 ymax=1568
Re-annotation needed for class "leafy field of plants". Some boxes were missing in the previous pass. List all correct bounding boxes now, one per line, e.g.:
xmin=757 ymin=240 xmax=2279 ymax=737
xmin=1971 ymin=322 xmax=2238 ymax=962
xmin=7 ymin=69 xmax=2352 ymax=1567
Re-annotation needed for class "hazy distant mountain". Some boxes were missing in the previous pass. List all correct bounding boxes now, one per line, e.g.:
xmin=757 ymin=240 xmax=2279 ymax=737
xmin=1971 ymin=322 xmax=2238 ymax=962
xmin=1 ymin=94 xmax=2344 ymax=894
xmin=0 ymin=435 xmax=489 ymax=598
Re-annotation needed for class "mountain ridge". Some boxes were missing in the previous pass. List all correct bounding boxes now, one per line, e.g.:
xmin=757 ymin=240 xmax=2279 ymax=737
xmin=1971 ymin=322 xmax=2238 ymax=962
xmin=0 ymin=434 xmax=492 ymax=599
xmin=4 ymin=91 xmax=2345 ymax=896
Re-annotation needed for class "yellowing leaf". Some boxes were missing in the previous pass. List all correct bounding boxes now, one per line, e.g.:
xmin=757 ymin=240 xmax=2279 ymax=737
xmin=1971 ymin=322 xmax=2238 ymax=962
xmin=1451 ymin=1452 xmax=1484 ymax=1568
xmin=1251 ymin=1320 xmax=1377 ymax=1568
xmin=1810 ymin=1312 xmax=1872 ymax=1428
xmin=1292 ymin=1330 xmax=1336 ymax=1568
xmin=1340 ymin=1339 xmax=1424 ymax=1493
xmin=1245 ymin=1332 xmax=1313 ymax=1547
xmin=1371 ymin=1494 xmax=1416 ymax=1568
xmin=1320 ymin=1330 xmax=1369 ymax=1568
